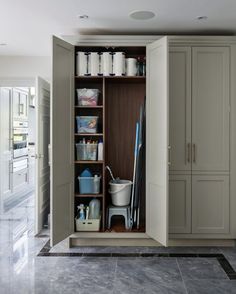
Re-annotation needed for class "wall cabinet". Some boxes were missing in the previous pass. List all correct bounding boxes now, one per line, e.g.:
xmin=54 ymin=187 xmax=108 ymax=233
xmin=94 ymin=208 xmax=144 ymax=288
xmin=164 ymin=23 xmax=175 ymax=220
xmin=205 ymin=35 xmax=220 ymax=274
xmin=169 ymin=46 xmax=230 ymax=236
xmin=50 ymin=35 xmax=236 ymax=247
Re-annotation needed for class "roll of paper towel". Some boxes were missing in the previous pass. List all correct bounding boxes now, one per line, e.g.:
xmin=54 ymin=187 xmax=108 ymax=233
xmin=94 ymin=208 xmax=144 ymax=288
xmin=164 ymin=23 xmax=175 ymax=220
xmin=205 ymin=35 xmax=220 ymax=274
xmin=88 ymin=52 xmax=100 ymax=76
xmin=113 ymin=52 xmax=125 ymax=76
xmin=126 ymin=58 xmax=138 ymax=76
xmin=101 ymin=52 xmax=112 ymax=76
xmin=76 ymin=52 xmax=88 ymax=76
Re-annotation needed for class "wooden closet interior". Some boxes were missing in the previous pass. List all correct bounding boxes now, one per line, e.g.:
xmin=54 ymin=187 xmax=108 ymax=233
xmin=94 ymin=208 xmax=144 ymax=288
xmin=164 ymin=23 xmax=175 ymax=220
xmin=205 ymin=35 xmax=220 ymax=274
xmin=74 ymin=46 xmax=146 ymax=232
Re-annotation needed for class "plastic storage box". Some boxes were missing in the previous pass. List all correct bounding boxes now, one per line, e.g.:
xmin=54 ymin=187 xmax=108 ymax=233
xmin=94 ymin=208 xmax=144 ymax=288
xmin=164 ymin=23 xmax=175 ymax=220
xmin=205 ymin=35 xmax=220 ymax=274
xmin=75 ymin=217 xmax=101 ymax=231
xmin=76 ymin=143 xmax=97 ymax=160
xmin=77 ymin=89 xmax=99 ymax=106
xmin=76 ymin=116 xmax=98 ymax=133
xmin=78 ymin=175 xmax=101 ymax=194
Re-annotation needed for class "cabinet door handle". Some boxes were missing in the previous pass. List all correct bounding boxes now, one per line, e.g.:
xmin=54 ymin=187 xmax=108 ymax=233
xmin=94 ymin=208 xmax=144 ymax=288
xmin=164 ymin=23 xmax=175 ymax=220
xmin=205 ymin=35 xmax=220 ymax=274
xmin=19 ymin=103 xmax=24 ymax=114
xmin=187 ymin=143 xmax=191 ymax=163
xmin=193 ymin=143 xmax=196 ymax=163
xmin=168 ymin=145 xmax=171 ymax=166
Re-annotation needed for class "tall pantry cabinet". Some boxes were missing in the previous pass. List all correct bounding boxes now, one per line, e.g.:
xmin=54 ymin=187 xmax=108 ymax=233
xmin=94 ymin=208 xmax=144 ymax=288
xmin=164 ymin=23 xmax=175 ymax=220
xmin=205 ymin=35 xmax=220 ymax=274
xmin=169 ymin=45 xmax=230 ymax=236
xmin=50 ymin=35 xmax=236 ymax=247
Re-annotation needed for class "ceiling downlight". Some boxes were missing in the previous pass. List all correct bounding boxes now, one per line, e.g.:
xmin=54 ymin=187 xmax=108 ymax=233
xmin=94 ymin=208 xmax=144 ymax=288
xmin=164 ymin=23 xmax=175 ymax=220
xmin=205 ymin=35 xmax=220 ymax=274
xmin=129 ymin=10 xmax=155 ymax=20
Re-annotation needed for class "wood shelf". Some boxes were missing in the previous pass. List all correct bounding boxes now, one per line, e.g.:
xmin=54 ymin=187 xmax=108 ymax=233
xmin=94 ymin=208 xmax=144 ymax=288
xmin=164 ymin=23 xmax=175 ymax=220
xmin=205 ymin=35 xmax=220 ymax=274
xmin=75 ymin=133 xmax=103 ymax=136
xmin=75 ymin=106 xmax=103 ymax=109
xmin=75 ymin=194 xmax=104 ymax=198
xmin=75 ymin=160 xmax=104 ymax=164
xmin=75 ymin=75 xmax=145 ymax=79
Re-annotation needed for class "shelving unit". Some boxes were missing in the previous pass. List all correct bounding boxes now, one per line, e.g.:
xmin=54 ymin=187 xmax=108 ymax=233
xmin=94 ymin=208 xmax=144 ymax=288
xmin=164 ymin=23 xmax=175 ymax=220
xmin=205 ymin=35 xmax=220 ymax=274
xmin=74 ymin=74 xmax=106 ymax=231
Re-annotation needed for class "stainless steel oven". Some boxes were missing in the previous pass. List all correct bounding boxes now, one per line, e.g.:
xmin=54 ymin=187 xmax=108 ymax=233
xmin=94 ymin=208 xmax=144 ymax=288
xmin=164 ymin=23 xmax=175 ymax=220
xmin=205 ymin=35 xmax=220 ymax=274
xmin=13 ymin=120 xmax=28 ymax=159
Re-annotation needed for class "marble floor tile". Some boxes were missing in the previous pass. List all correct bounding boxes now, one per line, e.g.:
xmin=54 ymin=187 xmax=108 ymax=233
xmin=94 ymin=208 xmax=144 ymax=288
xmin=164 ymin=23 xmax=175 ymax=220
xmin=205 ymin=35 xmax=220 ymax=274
xmin=184 ymin=279 xmax=236 ymax=294
xmin=115 ymin=257 xmax=182 ymax=290
xmin=177 ymin=257 xmax=228 ymax=280
xmin=113 ymin=279 xmax=187 ymax=294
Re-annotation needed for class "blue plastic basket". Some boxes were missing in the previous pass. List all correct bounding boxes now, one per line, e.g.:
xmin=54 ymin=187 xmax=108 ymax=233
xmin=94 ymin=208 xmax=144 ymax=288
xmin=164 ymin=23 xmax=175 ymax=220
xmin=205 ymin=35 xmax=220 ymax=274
xmin=78 ymin=176 xmax=101 ymax=194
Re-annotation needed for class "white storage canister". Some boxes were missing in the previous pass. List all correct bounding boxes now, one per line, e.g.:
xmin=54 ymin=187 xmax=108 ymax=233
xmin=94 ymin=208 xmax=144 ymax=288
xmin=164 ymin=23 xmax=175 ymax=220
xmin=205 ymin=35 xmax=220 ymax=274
xmin=126 ymin=58 xmax=138 ymax=76
xmin=76 ymin=52 xmax=88 ymax=76
xmin=100 ymin=52 xmax=112 ymax=76
xmin=88 ymin=52 xmax=100 ymax=76
xmin=113 ymin=52 xmax=125 ymax=76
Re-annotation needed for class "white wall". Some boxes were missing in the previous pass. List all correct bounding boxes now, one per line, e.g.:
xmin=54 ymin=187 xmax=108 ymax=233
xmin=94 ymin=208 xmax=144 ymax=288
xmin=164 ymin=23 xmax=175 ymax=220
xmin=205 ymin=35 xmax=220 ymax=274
xmin=0 ymin=56 xmax=51 ymax=82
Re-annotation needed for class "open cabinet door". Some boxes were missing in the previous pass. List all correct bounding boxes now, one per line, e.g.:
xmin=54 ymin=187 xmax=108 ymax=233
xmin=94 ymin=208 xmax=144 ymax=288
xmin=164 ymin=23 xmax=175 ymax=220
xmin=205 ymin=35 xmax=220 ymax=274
xmin=35 ymin=77 xmax=50 ymax=235
xmin=146 ymin=37 xmax=169 ymax=246
xmin=50 ymin=36 xmax=74 ymax=246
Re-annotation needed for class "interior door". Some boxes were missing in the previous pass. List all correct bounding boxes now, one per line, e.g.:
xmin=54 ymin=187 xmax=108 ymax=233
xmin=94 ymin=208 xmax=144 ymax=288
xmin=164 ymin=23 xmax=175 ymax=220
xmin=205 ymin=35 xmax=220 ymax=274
xmin=146 ymin=37 xmax=169 ymax=246
xmin=0 ymin=88 xmax=12 ymax=212
xmin=50 ymin=36 xmax=74 ymax=246
xmin=35 ymin=77 xmax=50 ymax=235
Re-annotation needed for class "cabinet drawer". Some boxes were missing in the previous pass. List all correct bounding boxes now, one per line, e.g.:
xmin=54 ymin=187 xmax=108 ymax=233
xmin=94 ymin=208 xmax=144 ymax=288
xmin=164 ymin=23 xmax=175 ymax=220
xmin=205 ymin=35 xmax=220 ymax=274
xmin=12 ymin=168 xmax=28 ymax=191
xmin=192 ymin=175 xmax=229 ymax=234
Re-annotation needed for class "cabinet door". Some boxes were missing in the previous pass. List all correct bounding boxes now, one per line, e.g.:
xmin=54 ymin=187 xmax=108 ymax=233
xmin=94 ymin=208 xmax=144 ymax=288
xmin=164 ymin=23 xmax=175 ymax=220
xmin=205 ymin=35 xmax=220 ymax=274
xmin=19 ymin=90 xmax=28 ymax=119
xmin=169 ymin=175 xmax=191 ymax=233
xmin=192 ymin=175 xmax=229 ymax=234
xmin=35 ymin=77 xmax=50 ymax=235
xmin=192 ymin=47 xmax=230 ymax=172
xmin=12 ymin=168 xmax=28 ymax=192
xmin=12 ymin=89 xmax=20 ymax=118
xmin=169 ymin=47 xmax=191 ymax=172
xmin=146 ymin=37 xmax=169 ymax=246
xmin=0 ymin=88 xmax=12 ymax=203
xmin=51 ymin=36 xmax=74 ymax=246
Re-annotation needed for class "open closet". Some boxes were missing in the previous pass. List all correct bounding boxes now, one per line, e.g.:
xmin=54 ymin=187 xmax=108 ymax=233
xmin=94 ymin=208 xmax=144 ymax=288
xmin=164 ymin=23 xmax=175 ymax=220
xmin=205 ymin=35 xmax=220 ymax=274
xmin=50 ymin=35 xmax=236 ymax=248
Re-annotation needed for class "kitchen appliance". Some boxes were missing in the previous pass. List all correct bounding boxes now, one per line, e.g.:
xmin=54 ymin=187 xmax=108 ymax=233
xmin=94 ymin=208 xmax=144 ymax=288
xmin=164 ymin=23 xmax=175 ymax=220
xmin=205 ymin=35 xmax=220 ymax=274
xmin=12 ymin=120 xmax=28 ymax=159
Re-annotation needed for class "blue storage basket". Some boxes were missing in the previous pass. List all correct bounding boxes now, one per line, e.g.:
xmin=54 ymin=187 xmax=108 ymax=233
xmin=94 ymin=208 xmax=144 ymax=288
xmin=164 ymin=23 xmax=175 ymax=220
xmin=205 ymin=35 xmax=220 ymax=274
xmin=78 ymin=176 xmax=101 ymax=194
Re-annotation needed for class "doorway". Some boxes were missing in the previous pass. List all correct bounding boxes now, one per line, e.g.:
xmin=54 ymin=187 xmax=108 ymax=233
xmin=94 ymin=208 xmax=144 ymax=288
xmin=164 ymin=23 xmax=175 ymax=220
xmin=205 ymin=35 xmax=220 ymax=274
xmin=0 ymin=77 xmax=50 ymax=237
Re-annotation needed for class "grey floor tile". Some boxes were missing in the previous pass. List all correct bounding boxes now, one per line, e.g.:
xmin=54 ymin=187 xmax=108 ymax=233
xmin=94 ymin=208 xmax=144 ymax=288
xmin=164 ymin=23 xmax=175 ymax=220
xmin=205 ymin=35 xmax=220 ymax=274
xmin=115 ymin=257 xmax=182 ymax=290
xmin=184 ymin=279 xmax=236 ymax=294
xmin=113 ymin=278 xmax=187 ymax=294
xmin=177 ymin=257 xmax=228 ymax=280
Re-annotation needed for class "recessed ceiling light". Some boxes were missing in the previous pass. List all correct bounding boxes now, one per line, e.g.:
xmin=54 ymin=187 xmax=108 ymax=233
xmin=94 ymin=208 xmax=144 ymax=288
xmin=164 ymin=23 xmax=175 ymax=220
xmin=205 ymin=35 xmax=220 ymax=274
xmin=197 ymin=16 xmax=208 ymax=21
xmin=129 ymin=10 xmax=155 ymax=20
xmin=78 ymin=15 xmax=89 ymax=19
xmin=0 ymin=43 xmax=7 ymax=46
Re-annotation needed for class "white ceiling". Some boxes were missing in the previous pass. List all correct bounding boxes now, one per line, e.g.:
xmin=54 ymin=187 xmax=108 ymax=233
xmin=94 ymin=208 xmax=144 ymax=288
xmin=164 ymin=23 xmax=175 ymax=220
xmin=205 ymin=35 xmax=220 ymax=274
xmin=1 ymin=0 xmax=236 ymax=56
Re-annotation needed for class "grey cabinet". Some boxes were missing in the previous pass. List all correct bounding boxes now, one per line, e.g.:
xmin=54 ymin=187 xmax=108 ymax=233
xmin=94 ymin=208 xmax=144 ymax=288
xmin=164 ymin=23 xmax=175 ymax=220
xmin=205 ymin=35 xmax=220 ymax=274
xmin=169 ymin=175 xmax=191 ymax=233
xmin=192 ymin=47 xmax=230 ymax=172
xmin=169 ymin=46 xmax=230 ymax=236
xmin=192 ymin=175 xmax=229 ymax=234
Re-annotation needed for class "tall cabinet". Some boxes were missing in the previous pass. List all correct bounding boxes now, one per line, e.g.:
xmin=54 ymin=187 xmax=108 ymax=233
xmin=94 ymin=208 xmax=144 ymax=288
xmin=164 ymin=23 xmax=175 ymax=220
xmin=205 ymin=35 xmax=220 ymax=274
xmin=169 ymin=45 xmax=230 ymax=236
xmin=50 ymin=35 xmax=236 ymax=247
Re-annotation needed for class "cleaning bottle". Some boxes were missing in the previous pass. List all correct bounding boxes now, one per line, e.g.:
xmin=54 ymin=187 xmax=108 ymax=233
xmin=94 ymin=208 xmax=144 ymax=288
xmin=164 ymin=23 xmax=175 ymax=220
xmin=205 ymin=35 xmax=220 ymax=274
xmin=89 ymin=198 xmax=100 ymax=219
xmin=78 ymin=204 xmax=85 ymax=220
xmin=98 ymin=139 xmax=103 ymax=160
